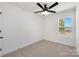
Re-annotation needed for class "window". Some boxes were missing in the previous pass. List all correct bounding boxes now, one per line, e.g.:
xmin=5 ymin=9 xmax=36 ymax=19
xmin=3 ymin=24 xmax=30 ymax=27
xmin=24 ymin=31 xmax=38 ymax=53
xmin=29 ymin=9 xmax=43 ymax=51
xmin=59 ymin=17 xmax=72 ymax=34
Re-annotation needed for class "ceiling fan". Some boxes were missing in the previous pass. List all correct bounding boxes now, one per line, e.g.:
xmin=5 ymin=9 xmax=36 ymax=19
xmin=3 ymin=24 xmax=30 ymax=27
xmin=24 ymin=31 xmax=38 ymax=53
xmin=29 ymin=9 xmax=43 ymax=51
xmin=34 ymin=2 xmax=59 ymax=16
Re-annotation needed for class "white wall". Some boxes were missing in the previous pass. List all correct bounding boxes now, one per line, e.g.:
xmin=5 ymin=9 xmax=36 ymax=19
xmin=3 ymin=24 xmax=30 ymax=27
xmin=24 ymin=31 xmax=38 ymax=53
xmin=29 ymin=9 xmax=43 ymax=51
xmin=44 ymin=8 xmax=76 ymax=47
xmin=0 ymin=15 xmax=1 ymax=56
xmin=76 ymin=4 xmax=79 ymax=55
xmin=0 ymin=3 xmax=43 ymax=55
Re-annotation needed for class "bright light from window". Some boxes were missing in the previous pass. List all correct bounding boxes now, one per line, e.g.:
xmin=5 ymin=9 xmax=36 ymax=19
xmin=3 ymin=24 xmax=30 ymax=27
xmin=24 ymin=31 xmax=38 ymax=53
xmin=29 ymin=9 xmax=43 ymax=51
xmin=59 ymin=17 xmax=72 ymax=33
xmin=64 ymin=17 xmax=72 ymax=27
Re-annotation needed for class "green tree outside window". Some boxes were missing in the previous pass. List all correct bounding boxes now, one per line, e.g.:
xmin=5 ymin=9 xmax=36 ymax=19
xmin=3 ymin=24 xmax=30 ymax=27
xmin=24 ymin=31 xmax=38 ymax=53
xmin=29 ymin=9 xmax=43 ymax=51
xmin=59 ymin=18 xmax=65 ymax=33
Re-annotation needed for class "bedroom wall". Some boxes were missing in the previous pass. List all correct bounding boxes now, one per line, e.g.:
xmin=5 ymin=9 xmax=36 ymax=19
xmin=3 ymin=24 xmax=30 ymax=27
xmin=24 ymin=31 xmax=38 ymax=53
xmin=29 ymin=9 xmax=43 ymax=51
xmin=76 ymin=4 xmax=79 ymax=55
xmin=0 ymin=3 xmax=43 ymax=55
xmin=0 ymin=7 xmax=2 ymax=56
xmin=44 ymin=8 xmax=76 ymax=47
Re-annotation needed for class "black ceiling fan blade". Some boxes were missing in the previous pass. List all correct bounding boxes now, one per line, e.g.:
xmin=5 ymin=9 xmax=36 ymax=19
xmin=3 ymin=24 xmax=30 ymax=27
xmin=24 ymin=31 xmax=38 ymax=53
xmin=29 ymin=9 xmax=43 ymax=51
xmin=49 ymin=2 xmax=58 ymax=9
xmin=34 ymin=11 xmax=43 ymax=13
xmin=48 ymin=10 xmax=56 ymax=13
xmin=37 ymin=3 xmax=44 ymax=10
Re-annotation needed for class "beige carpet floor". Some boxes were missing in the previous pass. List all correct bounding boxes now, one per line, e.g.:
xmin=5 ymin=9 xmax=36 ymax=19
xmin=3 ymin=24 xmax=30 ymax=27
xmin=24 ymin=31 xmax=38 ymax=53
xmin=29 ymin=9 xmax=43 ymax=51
xmin=2 ymin=40 xmax=79 ymax=57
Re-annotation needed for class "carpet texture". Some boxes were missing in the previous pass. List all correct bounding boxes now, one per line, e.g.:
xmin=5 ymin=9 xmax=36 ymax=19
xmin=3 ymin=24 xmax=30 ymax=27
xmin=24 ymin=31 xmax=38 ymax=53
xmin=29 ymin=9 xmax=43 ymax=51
xmin=2 ymin=40 xmax=79 ymax=57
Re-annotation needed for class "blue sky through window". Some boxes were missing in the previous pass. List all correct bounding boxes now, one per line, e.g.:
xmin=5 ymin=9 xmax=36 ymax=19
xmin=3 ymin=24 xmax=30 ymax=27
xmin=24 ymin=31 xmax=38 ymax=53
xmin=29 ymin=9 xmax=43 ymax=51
xmin=64 ymin=17 xmax=72 ymax=27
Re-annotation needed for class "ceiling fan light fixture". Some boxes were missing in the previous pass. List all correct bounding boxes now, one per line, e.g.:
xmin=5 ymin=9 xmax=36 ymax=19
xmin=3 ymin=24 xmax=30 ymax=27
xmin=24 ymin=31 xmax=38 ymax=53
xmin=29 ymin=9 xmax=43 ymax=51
xmin=34 ymin=2 xmax=58 ymax=16
xmin=41 ymin=11 xmax=49 ymax=16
